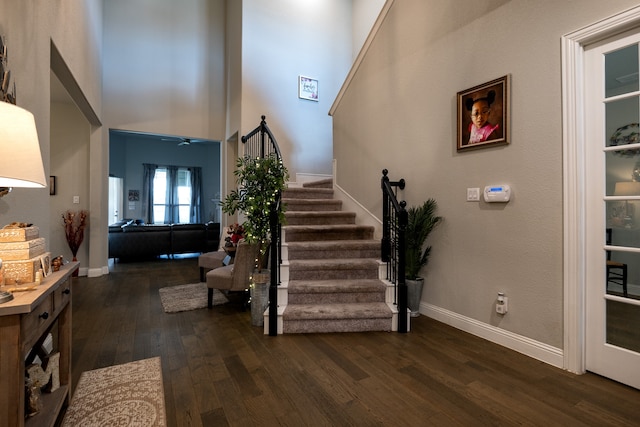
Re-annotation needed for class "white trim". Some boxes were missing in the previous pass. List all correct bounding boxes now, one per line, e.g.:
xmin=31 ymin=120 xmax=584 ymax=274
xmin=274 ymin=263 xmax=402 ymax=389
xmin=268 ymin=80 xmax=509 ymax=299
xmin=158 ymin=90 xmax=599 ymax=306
xmin=87 ymin=266 xmax=107 ymax=278
xmin=329 ymin=0 xmax=395 ymax=116
xmin=562 ymin=5 xmax=640 ymax=375
xmin=422 ymin=303 xmax=564 ymax=368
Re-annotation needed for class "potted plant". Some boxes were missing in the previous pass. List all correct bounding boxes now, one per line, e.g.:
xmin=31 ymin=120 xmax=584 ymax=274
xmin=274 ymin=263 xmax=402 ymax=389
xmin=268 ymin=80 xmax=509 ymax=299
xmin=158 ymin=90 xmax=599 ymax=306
xmin=220 ymin=153 xmax=289 ymax=272
xmin=405 ymin=198 xmax=442 ymax=317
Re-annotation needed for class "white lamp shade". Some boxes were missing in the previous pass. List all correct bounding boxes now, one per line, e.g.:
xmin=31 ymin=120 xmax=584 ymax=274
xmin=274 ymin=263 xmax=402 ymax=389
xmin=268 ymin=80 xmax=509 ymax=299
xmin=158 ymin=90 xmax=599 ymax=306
xmin=0 ymin=102 xmax=47 ymax=188
xmin=613 ymin=181 xmax=640 ymax=196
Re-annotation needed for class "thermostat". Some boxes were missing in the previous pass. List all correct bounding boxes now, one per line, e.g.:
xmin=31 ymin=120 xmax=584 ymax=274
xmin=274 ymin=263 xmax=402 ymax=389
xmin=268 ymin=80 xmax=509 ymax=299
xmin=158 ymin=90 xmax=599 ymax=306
xmin=483 ymin=185 xmax=511 ymax=203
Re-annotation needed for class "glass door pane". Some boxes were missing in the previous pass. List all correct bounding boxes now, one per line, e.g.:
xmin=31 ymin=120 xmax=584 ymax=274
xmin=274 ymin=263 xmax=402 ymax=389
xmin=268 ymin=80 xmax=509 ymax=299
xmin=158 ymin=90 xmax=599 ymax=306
xmin=603 ymin=42 xmax=640 ymax=356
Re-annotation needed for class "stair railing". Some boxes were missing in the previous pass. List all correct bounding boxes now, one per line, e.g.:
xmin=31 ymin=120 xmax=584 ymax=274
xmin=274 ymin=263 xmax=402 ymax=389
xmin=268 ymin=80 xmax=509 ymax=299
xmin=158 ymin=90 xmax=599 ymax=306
xmin=241 ymin=115 xmax=283 ymax=336
xmin=381 ymin=169 xmax=408 ymax=333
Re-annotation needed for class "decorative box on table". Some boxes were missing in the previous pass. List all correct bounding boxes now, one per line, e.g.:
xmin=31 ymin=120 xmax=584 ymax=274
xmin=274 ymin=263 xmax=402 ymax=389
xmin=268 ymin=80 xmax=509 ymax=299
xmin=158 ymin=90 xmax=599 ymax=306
xmin=0 ymin=237 xmax=45 ymax=261
xmin=2 ymin=252 xmax=50 ymax=285
xmin=0 ymin=225 xmax=39 ymax=242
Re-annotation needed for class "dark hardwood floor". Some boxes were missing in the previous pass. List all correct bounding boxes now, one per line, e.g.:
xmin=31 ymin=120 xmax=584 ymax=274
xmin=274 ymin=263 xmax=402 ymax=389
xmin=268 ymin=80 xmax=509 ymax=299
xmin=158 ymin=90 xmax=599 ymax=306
xmin=71 ymin=256 xmax=639 ymax=426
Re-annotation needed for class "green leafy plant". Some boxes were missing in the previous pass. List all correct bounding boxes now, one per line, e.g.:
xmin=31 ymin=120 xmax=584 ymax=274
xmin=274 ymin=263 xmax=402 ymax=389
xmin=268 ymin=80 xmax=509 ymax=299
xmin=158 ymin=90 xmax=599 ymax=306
xmin=220 ymin=154 xmax=289 ymax=270
xmin=405 ymin=198 xmax=442 ymax=280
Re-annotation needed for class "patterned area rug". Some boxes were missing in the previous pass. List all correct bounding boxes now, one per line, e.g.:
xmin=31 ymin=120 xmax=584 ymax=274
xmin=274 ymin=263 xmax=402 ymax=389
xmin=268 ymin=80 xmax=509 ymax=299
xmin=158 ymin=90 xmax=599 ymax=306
xmin=159 ymin=282 xmax=228 ymax=313
xmin=62 ymin=357 xmax=166 ymax=426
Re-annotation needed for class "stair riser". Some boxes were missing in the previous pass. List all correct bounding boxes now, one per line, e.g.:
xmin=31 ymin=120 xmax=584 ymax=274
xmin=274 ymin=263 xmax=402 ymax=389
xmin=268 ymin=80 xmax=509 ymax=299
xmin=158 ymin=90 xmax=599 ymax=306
xmin=287 ymin=248 xmax=379 ymax=260
xmin=285 ymin=229 xmax=374 ymax=242
xmin=288 ymin=293 xmax=385 ymax=304
xmin=302 ymin=178 xmax=332 ymax=188
xmin=283 ymin=200 xmax=342 ymax=212
xmin=289 ymin=268 xmax=378 ymax=281
xmin=283 ymin=318 xmax=392 ymax=334
xmin=282 ymin=189 xmax=334 ymax=199
xmin=285 ymin=215 xmax=355 ymax=226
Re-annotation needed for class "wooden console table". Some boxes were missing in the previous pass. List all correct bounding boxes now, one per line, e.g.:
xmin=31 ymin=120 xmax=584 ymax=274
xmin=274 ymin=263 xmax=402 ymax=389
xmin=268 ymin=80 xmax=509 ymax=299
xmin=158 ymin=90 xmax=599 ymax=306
xmin=0 ymin=261 xmax=78 ymax=427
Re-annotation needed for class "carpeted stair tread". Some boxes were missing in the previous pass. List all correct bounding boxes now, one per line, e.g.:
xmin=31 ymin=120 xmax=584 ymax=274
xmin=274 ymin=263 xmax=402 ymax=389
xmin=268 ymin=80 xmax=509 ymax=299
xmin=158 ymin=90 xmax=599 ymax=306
xmin=289 ymin=258 xmax=379 ymax=270
xmin=283 ymin=302 xmax=392 ymax=320
xmin=302 ymin=178 xmax=333 ymax=188
xmin=284 ymin=224 xmax=374 ymax=242
xmin=279 ymin=176 xmax=394 ymax=334
xmin=285 ymin=211 xmax=356 ymax=225
xmin=283 ymin=198 xmax=343 ymax=212
xmin=288 ymin=279 xmax=386 ymax=294
xmin=287 ymin=240 xmax=380 ymax=259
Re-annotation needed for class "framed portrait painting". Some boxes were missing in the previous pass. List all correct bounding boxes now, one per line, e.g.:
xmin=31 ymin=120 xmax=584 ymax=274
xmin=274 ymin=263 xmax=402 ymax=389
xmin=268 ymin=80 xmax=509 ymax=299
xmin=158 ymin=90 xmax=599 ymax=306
xmin=457 ymin=75 xmax=510 ymax=151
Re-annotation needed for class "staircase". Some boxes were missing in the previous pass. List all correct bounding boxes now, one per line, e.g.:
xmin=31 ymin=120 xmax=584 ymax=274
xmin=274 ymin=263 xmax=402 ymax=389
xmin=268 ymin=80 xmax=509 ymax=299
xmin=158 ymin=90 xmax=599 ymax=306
xmin=277 ymin=178 xmax=397 ymax=333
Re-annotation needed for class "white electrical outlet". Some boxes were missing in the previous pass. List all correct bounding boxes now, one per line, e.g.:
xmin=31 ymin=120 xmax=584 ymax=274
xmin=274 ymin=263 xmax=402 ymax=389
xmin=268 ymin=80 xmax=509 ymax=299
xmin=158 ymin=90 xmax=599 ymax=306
xmin=496 ymin=293 xmax=508 ymax=315
xmin=73 ymin=196 xmax=80 ymax=204
xmin=467 ymin=187 xmax=480 ymax=201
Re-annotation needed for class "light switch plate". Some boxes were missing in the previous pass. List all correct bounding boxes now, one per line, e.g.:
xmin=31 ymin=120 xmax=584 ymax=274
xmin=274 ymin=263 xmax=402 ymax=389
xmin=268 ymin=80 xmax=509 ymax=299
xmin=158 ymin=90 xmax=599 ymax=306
xmin=467 ymin=188 xmax=480 ymax=201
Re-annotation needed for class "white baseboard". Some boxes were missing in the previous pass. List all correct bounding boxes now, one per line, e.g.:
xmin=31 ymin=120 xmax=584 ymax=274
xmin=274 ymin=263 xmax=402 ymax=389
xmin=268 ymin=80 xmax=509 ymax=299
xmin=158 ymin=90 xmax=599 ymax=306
xmin=421 ymin=302 xmax=564 ymax=369
xmin=87 ymin=266 xmax=108 ymax=278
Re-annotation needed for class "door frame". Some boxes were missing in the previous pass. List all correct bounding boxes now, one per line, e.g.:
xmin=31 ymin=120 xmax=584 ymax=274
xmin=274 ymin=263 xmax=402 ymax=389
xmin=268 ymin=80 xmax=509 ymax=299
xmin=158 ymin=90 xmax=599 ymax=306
xmin=562 ymin=5 xmax=640 ymax=374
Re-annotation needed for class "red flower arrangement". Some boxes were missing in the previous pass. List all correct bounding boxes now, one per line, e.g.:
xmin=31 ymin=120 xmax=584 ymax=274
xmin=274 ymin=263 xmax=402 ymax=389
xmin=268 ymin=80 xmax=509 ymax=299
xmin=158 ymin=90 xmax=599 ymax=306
xmin=225 ymin=223 xmax=245 ymax=246
xmin=62 ymin=210 xmax=89 ymax=258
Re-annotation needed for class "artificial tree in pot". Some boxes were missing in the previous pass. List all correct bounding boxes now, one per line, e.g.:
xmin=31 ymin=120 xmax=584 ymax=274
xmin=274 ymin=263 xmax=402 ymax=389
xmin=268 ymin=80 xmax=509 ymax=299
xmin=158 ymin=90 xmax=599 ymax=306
xmin=405 ymin=198 xmax=442 ymax=317
xmin=221 ymin=153 xmax=288 ymax=326
xmin=220 ymin=153 xmax=289 ymax=271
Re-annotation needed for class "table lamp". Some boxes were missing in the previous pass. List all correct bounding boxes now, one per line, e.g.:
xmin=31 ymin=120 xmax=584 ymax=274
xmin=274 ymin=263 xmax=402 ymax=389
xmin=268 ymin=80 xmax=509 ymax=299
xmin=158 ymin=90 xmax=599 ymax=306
xmin=0 ymin=101 xmax=47 ymax=303
xmin=0 ymin=101 xmax=47 ymax=195
xmin=613 ymin=181 xmax=640 ymax=228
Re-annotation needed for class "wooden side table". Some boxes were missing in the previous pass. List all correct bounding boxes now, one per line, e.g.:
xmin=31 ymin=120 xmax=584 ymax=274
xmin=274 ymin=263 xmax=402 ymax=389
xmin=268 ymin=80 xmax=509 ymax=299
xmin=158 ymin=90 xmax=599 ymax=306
xmin=0 ymin=261 xmax=78 ymax=427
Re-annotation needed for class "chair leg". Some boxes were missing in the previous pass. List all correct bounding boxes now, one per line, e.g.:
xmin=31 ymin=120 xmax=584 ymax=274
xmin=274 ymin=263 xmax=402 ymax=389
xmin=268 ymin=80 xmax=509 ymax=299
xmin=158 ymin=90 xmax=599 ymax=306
xmin=200 ymin=267 xmax=205 ymax=282
xmin=207 ymin=288 xmax=213 ymax=309
xmin=622 ymin=265 xmax=628 ymax=297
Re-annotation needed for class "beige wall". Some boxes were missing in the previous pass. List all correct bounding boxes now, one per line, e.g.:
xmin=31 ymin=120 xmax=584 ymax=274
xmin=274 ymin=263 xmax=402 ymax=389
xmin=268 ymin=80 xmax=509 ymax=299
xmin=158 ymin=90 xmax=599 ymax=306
xmin=0 ymin=1 xmax=103 ymax=273
xmin=50 ymin=100 xmax=91 ymax=266
xmin=331 ymin=0 xmax=640 ymax=349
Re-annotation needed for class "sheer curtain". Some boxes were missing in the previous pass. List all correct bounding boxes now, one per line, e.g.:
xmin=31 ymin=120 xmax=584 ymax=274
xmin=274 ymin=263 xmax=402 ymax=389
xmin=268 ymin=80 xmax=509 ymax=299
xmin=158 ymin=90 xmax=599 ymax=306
xmin=142 ymin=163 xmax=157 ymax=224
xmin=164 ymin=166 xmax=179 ymax=224
xmin=142 ymin=164 xmax=203 ymax=224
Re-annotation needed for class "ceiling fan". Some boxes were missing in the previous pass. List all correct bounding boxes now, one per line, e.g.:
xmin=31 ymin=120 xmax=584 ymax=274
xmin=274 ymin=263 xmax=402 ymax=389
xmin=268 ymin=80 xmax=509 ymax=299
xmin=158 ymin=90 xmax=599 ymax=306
xmin=161 ymin=136 xmax=209 ymax=146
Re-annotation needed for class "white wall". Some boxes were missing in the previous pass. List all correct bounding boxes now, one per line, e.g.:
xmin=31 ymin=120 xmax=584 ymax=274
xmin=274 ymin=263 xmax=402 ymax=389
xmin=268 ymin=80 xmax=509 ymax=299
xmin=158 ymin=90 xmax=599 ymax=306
xmin=238 ymin=0 xmax=354 ymax=178
xmin=102 ymin=0 xmax=226 ymax=141
xmin=331 ymin=0 xmax=640 ymax=350
xmin=352 ymin=0 xmax=386 ymax=59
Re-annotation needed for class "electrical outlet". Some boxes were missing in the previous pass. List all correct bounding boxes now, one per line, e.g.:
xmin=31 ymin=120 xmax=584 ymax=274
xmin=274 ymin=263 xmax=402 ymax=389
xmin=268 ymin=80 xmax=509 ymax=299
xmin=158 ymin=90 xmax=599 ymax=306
xmin=467 ymin=187 xmax=480 ymax=201
xmin=496 ymin=295 xmax=508 ymax=315
xmin=73 ymin=196 xmax=80 ymax=204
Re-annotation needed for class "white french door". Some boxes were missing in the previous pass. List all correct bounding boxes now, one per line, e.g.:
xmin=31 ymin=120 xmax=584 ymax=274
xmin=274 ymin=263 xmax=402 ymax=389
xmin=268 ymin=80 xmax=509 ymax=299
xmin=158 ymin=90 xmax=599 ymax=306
xmin=585 ymin=30 xmax=640 ymax=389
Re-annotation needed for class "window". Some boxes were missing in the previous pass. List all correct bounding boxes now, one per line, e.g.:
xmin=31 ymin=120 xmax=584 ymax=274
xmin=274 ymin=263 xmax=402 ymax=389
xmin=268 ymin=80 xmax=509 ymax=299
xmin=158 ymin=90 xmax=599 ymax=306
xmin=152 ymin=167 xmax=193 ymax=224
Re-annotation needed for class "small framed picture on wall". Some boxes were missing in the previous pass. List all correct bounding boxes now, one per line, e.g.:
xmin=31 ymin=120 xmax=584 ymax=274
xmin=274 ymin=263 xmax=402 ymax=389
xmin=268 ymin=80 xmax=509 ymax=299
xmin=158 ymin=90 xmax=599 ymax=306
xmin=457 ymin=75 xmax=510 ymax=151
xmin=298 ymin=75 xmax=318 ymax=101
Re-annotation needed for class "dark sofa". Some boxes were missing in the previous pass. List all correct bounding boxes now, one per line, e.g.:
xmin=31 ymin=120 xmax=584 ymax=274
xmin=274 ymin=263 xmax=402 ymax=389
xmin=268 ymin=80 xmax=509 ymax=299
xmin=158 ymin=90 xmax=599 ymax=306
xmin=108 ymin=221 xmax=220 ymax=260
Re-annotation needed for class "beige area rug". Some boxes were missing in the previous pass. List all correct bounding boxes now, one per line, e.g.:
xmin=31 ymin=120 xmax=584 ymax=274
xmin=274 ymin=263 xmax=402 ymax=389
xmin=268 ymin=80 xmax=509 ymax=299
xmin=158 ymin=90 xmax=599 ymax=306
xmin=159 ymin=282 xmax=228 ymax=313
xmin=62 ymin=357 xmax=166 ymax=426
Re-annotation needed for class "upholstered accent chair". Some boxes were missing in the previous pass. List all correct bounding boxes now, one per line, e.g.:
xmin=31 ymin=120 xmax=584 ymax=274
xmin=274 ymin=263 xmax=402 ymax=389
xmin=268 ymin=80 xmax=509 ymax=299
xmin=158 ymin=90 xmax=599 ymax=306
xmin=206 ymin=241 xmax=259 ymax=308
